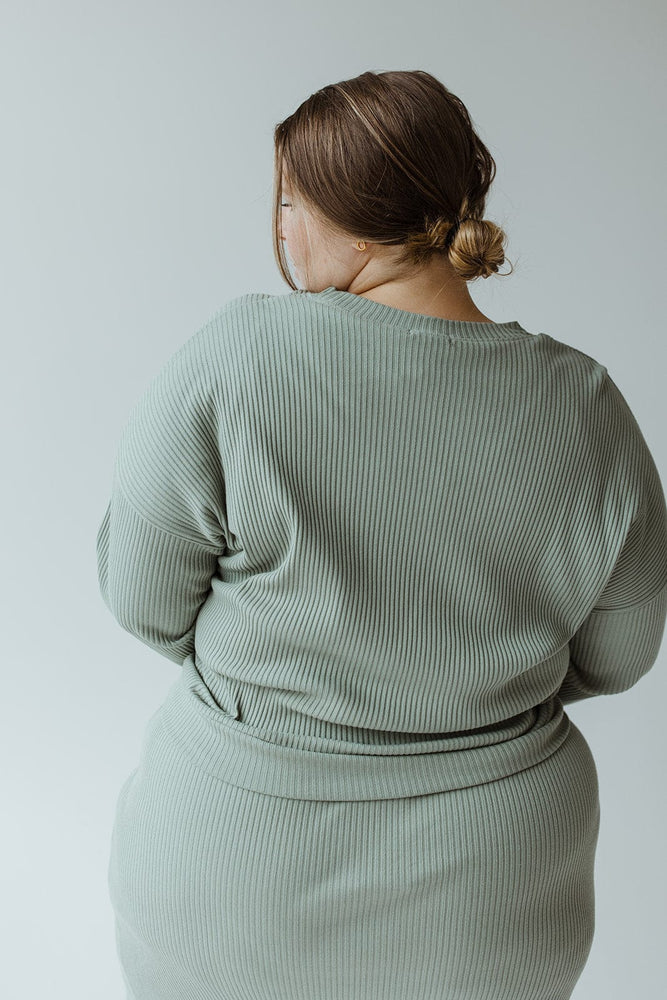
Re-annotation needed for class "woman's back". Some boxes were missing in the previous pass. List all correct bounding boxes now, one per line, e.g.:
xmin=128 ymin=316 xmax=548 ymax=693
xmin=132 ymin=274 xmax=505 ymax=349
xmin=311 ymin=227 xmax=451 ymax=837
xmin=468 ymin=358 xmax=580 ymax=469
xmin=98 ymin=287 xmax=667 ymax=788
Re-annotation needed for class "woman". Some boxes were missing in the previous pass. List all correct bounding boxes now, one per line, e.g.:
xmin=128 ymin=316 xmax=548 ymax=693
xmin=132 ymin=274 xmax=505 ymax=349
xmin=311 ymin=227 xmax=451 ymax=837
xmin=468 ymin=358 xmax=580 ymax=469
xmin=97 ymin=70 xmax=667 ymax=1000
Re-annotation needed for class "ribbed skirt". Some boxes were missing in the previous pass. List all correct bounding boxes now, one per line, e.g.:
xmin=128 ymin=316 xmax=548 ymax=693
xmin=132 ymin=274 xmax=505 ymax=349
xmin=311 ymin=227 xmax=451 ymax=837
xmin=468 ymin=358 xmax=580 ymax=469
xmin=108 ymin=692 xmax=600 ymax=1000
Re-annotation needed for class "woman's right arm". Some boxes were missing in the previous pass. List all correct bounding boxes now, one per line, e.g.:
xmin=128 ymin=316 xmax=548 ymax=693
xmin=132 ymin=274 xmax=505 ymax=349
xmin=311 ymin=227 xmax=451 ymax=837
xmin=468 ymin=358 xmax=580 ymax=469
xmin=558 ymin=398 xmax=667 ymax=704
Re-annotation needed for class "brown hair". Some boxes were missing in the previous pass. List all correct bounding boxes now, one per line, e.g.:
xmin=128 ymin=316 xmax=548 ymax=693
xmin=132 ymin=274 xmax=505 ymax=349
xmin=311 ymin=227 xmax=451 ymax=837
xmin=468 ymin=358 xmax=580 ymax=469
xmin=272 ymin=69 xmax=514 ymax=290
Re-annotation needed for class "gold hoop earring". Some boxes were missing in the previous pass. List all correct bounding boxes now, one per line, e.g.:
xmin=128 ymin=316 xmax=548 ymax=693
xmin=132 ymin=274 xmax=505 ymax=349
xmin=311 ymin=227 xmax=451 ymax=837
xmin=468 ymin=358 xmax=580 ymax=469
xmin=356 ymin=240 xmax=367 ymax=251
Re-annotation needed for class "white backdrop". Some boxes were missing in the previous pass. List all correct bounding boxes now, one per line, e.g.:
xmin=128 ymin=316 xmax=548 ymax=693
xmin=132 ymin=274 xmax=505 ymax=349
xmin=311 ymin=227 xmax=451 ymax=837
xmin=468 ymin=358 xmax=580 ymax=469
xmin=1 ymin=1 xmax=665 ymax=996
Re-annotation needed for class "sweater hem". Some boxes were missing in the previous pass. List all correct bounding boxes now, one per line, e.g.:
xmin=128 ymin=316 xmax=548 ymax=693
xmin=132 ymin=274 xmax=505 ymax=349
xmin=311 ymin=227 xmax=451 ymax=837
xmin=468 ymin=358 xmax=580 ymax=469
xmin=151 ymin=655 xmax=572 ymax=801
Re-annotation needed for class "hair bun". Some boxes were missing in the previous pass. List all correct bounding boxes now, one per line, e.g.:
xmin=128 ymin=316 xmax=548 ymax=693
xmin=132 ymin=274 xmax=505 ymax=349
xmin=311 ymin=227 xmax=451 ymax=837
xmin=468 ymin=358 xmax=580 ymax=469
xmin=446 ymin=217 xmax=509 ymax=281
xmin=404 ymin=215 xmax=509 ymax=281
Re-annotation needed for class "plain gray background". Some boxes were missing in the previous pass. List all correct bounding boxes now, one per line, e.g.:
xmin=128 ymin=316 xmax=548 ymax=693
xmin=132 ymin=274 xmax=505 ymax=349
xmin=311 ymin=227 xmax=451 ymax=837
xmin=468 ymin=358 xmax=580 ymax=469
xmin=2 ymin=1 xmax=665 ymax=996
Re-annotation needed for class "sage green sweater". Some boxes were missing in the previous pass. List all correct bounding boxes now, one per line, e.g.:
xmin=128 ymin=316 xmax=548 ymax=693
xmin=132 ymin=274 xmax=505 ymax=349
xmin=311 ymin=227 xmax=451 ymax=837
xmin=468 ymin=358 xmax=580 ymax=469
xmin=96 ymin=287 xmax=667 ymax=796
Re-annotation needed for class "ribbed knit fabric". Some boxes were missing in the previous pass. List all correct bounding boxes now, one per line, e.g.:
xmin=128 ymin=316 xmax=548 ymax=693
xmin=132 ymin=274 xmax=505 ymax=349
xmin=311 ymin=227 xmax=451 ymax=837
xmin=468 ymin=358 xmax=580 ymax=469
xmin=98 ymin=287 xmax=667 ymax=999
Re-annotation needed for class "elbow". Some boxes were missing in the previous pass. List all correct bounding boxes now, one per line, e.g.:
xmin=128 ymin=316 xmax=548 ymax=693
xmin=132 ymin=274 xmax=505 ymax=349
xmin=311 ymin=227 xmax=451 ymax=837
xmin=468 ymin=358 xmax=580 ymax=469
xmin=105 ymin=595 xmax=195 ymax=665
xmin=567 ymin=643 xmax=662 ymax=699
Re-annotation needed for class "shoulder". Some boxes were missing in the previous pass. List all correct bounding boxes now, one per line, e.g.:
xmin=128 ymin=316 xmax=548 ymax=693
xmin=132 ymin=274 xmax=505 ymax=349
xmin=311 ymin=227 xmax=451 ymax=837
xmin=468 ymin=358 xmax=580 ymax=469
xmin=525 ymin=330 xmax=614 ymax=416
xmin=210 ymin=289 xmax=310 ymax=325
xmin=533 ymin=330 xmax=608 ymax=380
xmin=535 ymin=332 xmax=652 ymax=475
xmin=189 ymin=290 xmax=312 ymax=351
xmin=531 ymin=333 xmax=647 ymax=436
xmin=156 ymin=291 xmax=312 ymax=396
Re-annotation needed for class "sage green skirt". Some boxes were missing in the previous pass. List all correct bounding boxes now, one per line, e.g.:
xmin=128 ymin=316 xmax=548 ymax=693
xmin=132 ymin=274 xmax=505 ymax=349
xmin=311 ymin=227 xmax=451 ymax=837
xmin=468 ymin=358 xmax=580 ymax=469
xmin=108 ymin=662 xmax=600 ymax=1000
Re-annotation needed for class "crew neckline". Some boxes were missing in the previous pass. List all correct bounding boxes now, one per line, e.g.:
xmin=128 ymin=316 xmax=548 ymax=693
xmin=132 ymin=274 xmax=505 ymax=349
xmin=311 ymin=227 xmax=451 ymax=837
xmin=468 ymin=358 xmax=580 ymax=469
xmin=309 ymin=286 xmax=530 ymax=341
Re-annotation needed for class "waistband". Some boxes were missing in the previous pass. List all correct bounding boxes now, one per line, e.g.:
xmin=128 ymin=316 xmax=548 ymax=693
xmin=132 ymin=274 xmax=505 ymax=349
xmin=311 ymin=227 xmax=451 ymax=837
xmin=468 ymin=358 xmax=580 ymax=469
xmin=154 ymin=654 xmax=572 ymax=801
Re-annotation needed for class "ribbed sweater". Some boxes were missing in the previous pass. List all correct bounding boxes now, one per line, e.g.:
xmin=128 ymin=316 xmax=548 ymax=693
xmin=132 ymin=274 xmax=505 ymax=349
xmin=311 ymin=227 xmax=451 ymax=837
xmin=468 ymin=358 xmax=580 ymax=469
xmin=96 ymin=286 xmax=667 ymax=800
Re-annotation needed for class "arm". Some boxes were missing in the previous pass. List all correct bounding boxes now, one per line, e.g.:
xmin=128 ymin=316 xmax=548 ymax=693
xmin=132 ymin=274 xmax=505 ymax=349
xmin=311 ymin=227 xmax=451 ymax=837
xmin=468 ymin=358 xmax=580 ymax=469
xmin=558 ymin=583 xmax=667 ymax=704
xmin=558 ymin=376 xmax=667 ymax=704
xmin=96 ymin=490 xmax=222 ymax=664
xmin=95 ymin=314 xmax=228 ymax=664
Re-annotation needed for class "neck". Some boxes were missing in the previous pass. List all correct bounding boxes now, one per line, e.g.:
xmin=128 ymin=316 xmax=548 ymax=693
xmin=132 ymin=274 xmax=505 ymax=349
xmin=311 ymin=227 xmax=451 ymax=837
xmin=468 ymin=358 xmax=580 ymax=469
xmin=347 ymin=262 xmax=492 ymax=323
